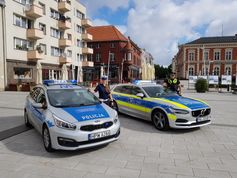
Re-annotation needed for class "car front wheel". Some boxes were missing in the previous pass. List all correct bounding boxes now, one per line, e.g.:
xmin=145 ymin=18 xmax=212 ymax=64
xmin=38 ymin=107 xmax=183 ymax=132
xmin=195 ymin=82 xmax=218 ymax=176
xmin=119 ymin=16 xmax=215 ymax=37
xmin=42 ymin=125 xmax=54 ymax=152
xmin=152 ymin=110 xmax=169 ymax=131
xmin=24 ymin=110 xmax=32 ymax=128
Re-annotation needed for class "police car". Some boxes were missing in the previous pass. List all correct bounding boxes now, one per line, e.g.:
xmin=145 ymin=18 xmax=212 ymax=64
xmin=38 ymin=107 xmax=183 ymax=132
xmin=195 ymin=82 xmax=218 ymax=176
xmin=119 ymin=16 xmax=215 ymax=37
xmin=24 ymin=80 xmax=120 ymax=152
xmin=112 ymin=80 xmax=211 ymax=130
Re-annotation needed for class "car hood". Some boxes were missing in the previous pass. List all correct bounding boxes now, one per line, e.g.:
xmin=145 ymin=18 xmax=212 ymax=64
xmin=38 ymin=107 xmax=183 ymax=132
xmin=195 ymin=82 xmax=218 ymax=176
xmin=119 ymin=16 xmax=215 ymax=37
xmin=50 ymin=103 xmax=114 ymax=124
xmin=152 ymin=95 xmax=209 ymax=110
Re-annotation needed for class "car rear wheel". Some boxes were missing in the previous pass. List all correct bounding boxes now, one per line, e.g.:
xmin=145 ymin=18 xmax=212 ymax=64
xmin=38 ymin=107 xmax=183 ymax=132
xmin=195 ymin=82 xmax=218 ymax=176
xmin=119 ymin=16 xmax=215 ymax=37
xmin=24 ymin=110 xmax=32 ymax=128
xmin=42 ymin=125 xmax=54 ymax=152
xmin=152 ymin=110 xmax=169 ymax=131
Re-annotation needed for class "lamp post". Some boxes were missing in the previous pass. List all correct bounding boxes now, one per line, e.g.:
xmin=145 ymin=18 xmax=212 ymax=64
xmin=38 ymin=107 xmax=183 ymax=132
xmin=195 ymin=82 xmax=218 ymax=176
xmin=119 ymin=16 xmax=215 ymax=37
xmin=107 ymin=51 xmax=110 ymax=84
xmin=120 ymin=58 xmax=124 ymax=83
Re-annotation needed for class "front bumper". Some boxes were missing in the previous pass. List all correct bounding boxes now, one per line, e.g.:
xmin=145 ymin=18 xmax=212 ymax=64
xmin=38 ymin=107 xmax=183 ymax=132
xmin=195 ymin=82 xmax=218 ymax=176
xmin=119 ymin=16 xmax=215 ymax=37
xmin=49 ymin=121 xmax=120 ymax=150
xmin=169 ymin=113 xmax=211 ymax=129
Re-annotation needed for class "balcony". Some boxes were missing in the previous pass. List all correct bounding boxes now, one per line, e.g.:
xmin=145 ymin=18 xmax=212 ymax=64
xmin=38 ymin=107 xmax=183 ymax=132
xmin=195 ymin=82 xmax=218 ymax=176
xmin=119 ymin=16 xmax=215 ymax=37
xmin=82 ymin=33 xmax=93 ymax=41
xmin=81 ymin=19 xmax=92 ymax=28
xmin=25 ymin=5 xmax=43 ymax=19
xmin=27 ymin=50 xmax=44 ymax=60
xmin=58 ymin=20 xmax=71 ymax=30
xmin=59 ymin=39 xmax=72 ymax=47
xmin=27 ymin=29 xmax=44 ymax=40
xmin=58 ymin=1 xmax=71 ymax=12
xmin=82 ymin=61 xmax=94 ymax=67
xmin=59 ymin=56 xmax=72 ymax=64
xmin=82 ymin=47 xmax=93 ymax=54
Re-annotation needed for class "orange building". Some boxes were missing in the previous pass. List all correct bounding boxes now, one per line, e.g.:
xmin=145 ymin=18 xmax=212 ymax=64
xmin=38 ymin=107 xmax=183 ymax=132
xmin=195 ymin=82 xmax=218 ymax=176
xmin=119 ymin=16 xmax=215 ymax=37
xmin=173 ymin=35 xmax=237 ymax=79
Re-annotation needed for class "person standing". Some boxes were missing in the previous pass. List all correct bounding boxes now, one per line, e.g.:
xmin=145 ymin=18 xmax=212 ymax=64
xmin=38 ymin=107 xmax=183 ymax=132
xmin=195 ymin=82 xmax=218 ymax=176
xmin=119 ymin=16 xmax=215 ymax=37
xmin=163 ymin=72 xmax=182 ymax=95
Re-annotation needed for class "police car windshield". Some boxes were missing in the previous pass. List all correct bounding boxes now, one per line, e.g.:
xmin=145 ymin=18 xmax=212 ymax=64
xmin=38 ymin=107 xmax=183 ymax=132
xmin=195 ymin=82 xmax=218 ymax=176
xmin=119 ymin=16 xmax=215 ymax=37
xmin=47 ymin=89 xmax=100 ymax=107
xmin=142 ymin=86 xmax=177 ymax=98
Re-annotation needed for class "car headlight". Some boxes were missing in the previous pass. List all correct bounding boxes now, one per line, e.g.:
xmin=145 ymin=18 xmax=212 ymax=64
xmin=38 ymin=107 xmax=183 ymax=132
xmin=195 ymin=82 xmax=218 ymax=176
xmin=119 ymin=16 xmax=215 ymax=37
xmin=113 ymin=113 xmax=118 ymax=124
xmin=169 ymin=107 xmax=189 ymax=114
xmin=53 ymin=114 xmax=76 ymax=130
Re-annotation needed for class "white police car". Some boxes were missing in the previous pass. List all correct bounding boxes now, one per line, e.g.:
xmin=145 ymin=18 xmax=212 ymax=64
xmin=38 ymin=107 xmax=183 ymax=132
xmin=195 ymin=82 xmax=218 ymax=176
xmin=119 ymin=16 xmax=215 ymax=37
xmin=24 ymin=80 xmax=120 ymax=152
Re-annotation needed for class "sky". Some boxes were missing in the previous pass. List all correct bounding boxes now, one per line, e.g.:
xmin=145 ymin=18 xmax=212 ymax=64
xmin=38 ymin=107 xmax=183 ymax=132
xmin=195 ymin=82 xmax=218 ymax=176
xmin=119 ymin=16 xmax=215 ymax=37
xmin=80 ymin=0 xmax=237 ymax=66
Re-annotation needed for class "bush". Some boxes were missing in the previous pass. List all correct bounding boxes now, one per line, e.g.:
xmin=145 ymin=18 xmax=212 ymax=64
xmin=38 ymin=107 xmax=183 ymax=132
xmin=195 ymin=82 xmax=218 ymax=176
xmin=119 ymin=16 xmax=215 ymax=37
xmin=195 ymin=78 xmax=208 ymax=93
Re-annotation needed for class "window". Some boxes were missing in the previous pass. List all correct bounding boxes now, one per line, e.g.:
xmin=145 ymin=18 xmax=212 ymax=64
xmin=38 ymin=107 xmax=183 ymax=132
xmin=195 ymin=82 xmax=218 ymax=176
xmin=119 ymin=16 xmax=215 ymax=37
xmin=38 ymin=2 xmax=45 ymax=15
xmin=14 ymin=67 xmax=32 ymax=79
xmin=50 ymin=9 xmax=60 ymax=20
xmin=96 ymin=43 xmax=100 ymax=49
xmin=39 ymin=43 xmax=47 ymax=55
xmin=127 ymin=52 xmax=132 ymax=61
xmin=225 ymin=67 xmax=231 ymax=75
xmin=51 ymin=46 xmax=63 ymax=57
xmin=14 ymin=0 xmax=32 ymax=5
xmin=202 ymin=67 xmax=208 ymax=75
xmin=77 ymin=54 xmax=80 ymax=62
xmin=109 ymin=53 xmax=115 ymax=62
xmin=39 ymin=23 xmax=46 ymax=35
xmin=96 ymin=53 xmax=101 ymax=62
xmin=189 ymin=67 xmax=194 ymax=76
xmin=13 ymin=14 xmax=31 ymax=29
xmin=188 ymin=52 xmax=194 ymax=61
xmin=77 ymin=39 xmax=81 ymax=47
xmin=110 ymin=43 xmax=115 ymax=48
xmin=50 ymin=28 xmax=63 ymax=39
xmin=131 ymin=86 xmax=144 ymax=95
xmin=67 ymin=33 xmax=72 ymax=40
xmin=80 ymin=54 xmax=84 ymax=61
xmin=214 ymin=67 xmax=220 ymax=75
xmin=76 ymin=25 xmax=84 ymax=33
xmin=14 ymin=37 xmax=33 ymax=51
xmin=214 ymin=51 xmax=220 ymax=60
xmin=67 ymin=50 xmax=72 ymax=57
xmin=225 ymin=50 xmax=232 ymax=60
xmin=88 ymin=54 xmax=93 ymax=61
xmin=76 ymin=10 xmax=85 ymax=19
xmin=204 ymin=51 xmax=209 ymax=61
xmin=43 ymin=69 xmax=61 ymax=80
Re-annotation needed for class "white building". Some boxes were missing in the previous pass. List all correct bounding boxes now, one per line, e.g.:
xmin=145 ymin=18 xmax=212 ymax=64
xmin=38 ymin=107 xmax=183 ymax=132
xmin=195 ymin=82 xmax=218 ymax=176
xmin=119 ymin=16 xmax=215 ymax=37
xmin=1 ymin=0 xmax=93 ymax=91
xmin=141 ymin=49 xmax=155 ymax=80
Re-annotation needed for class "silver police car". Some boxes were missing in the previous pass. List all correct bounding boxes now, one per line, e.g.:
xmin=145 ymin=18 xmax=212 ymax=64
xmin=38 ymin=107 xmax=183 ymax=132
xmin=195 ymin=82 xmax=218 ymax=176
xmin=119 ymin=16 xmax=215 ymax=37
xmin=24 ymin=80 xmax=120 ymax=152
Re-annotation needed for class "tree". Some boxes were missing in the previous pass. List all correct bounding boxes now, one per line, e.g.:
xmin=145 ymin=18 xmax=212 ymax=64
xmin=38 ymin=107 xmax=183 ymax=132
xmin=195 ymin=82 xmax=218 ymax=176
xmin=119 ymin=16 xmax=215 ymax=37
xmin=155 ymin=64 xmax=172 ymax=79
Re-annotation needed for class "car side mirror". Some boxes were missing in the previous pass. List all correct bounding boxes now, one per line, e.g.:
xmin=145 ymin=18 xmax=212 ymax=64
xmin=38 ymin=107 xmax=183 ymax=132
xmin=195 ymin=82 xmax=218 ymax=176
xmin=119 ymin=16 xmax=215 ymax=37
xmin=32 ymin=103 xmax=43 ymax=109
xmin=136 ymin=93 xmax=144 ymax=99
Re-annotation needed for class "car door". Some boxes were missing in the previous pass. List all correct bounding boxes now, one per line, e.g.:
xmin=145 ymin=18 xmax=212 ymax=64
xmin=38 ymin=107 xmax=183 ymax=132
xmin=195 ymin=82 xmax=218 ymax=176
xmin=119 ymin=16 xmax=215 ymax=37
xmin=30 ymin=87 xmax=47 ymax=132
xmin=113 ymin=85 xmax=134 ymax=115
xmin=128 ymin=86 xmax=148 ymax=119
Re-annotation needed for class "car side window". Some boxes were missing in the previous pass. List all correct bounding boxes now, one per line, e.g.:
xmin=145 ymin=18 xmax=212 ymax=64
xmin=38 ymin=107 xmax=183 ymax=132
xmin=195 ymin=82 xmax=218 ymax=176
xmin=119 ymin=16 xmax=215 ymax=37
xmin=30 ymin=87 xmax=41 ymax=102
xmin=132 ymin=86 xmax=145 ymax=96
xmin=35 ymin=88 xmax=46 ymax=103
xmin=121 ymin=86 xmax=133 ymax=95
xmin=114 ymin=86 xmax=123 ymax=93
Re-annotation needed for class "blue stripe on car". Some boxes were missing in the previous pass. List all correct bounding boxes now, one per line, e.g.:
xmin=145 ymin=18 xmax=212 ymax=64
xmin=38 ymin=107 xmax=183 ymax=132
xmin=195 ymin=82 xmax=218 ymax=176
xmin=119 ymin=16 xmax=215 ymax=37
xmin=63 ymin=104 xmax=110 ymax=122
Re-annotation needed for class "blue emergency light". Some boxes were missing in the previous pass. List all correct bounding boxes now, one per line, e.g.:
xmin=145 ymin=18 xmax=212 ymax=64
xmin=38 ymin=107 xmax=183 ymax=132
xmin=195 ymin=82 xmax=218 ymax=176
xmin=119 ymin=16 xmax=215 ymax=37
xmin=132 ymin=80 xmax=156 ymax=85
xmin=43 ymin=80 xmax=77 ymax=86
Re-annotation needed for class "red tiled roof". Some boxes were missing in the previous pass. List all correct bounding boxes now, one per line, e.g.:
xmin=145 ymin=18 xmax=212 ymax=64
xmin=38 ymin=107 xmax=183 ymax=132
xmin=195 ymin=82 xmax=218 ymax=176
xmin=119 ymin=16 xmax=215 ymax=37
xmin=87 ymin=25 xmax=128 ymax=42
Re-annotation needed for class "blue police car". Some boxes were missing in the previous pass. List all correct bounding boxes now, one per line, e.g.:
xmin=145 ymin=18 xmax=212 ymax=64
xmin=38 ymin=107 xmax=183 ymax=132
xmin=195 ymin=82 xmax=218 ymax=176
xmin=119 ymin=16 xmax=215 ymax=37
xmin=24 ymin=80 xmax=120 ymax=152
xmin=112 ymin=81 xmax=211 ymax=130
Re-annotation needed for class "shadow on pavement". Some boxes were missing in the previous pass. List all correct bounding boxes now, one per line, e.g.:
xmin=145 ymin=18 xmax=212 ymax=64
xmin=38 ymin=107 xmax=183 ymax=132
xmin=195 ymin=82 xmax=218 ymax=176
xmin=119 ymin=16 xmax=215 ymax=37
xmin=119 ymin=113 xmax=201 ymax=134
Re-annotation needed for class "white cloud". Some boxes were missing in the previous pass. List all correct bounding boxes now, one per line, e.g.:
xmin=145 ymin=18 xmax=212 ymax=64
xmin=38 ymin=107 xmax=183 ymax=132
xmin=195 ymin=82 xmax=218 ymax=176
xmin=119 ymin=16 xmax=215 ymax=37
xmin=92 ymin=19 xmax=110 ymax=26
xmin=126 ymin=0 xmax=237 ymax=65
xmin=81 ymin=0 xmax=237 ymax=65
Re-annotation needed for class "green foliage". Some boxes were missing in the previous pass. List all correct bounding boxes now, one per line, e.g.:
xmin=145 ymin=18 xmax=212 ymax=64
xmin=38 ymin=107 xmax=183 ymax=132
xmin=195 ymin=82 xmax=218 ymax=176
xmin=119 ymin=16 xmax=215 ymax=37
xmin=195 ymin=78 xmax=208 ymax=93
xmin=155 ymin=64 xmax=172 ymax=79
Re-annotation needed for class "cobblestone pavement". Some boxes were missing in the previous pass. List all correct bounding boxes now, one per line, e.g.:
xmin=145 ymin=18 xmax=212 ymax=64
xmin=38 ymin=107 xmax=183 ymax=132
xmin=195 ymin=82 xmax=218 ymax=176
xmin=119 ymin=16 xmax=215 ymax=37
xmin=0 ymin=91 xmax=237 ymax=178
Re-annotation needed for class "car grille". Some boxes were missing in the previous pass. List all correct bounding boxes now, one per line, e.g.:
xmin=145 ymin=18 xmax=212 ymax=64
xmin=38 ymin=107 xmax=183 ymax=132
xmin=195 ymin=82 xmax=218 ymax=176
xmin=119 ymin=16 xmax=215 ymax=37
xmin=192 ymin=108 xmax=211 ymax=117
xmin=80 ymin=121 xmax=113 ymax=132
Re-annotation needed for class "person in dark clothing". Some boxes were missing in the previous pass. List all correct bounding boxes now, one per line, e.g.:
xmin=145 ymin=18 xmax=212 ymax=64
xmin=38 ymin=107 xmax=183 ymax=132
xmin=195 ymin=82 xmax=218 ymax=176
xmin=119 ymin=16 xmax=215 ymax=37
xmin=163 ymin=72 xmax=182 ymax=95
xmin=94 ymin=76 xmax=112 ymax=100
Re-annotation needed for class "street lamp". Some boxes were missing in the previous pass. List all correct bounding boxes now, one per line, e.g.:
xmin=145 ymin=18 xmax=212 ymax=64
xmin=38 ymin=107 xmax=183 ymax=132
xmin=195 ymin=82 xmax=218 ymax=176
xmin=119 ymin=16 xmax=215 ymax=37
xmin=107 ymin=51 xmax=111 ymax=84
xmin=120 ymin=58 xmax=124 ymax=83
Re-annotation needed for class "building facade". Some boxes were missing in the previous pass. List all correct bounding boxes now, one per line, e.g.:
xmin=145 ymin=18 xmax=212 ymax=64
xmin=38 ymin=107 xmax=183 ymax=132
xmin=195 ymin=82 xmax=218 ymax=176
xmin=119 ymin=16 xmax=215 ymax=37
xmin=87 ymin=26 xmax=142 ymax=84
xmin=2 ymin=0 xmax=93 ymax=90
xmin=173 ymin=35 xmax=237 ymax=79
xmin=141 ymin=49 xmax=155 ymax=80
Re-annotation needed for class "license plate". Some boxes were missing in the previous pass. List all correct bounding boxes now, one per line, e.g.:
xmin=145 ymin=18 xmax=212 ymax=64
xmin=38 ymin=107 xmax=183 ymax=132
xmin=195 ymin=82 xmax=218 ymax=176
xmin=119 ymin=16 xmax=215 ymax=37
xmin=89 ymin=130 xmax=110 ymax=140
